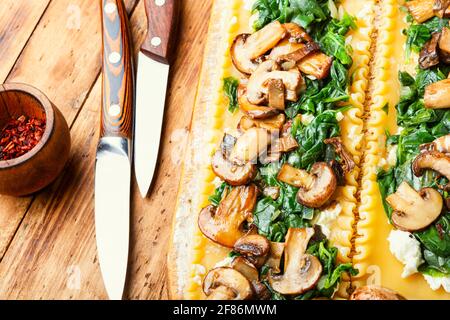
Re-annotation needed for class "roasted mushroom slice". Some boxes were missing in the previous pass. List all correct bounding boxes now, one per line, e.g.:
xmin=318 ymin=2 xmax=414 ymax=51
xmin=424 ymin=134 xmax=450 ymax=153
xmin=231 ymin=257 xmax=271 ymax=300
xmin=266 ymin=242 xmax=285 ymax=274
xmin=406 ymin=0 xmax=435 ymax=23
xmin=439 ymin=26 xmax=450 ymax=64
xmin=266 ymin=79 xmax=286 ymax=110
xmin=229 ymin=127 xmax=273 ymax=165
xmin=231 ymin=21 xmax=286 ymax=74
xmin=350 ymin=285 xmax=405 ymax=300
xmin=234 ymin=234 xmax=270 ymax=268
xmin=386 ymin=181 xmax=443 ymax=232
xmin=324 ymin=137 xmax=356 ymax=173
xmin=198 ymin=185 xmax=257 ymax=247
xmin=268 ymin=228 xmax=322 ymax=295
xmin=203 ymin=267 xmax=253 ymax=300
xmin=412 ymin=150 xmax=450 ymax=189
xmin=238 ymin=84 xmax=279 ymax=119
xmin=424 ymin=79 xmax=450 ymax=109
xmin=211 ymin=150 xmax=257 ymax=186
xmin=283 ymin=23 xmax=313 ymax=43
xmin=434 ymin=0 xmax=450 ymax=18
xmin=246 ymin=60 xmax=303 ymax=104
xmin=277 ymin=163 xmax=337 ymax=208
xmin=238 ymin=114 xmax=286 ymax=132
xmin=270 ymin=40 xmax=320 ymax=64
xmin=419 ymin=32 xmax=441 ymax=69
xmin=298 ymin=52 xmax=333 ymax=80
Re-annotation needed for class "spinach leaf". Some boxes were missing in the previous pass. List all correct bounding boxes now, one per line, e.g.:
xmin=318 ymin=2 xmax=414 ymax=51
xmin=404 ymin=17 xmax=449 ymax=56
xmin=223 ymin=77 xmax=239 ymax=113
xmin=290 ymin=110 xmax=340 ymax=168
xmin=415 ymin=214 xmax=450 ymax=258
xmin=253 ymin=197 xmax=280 ymax=238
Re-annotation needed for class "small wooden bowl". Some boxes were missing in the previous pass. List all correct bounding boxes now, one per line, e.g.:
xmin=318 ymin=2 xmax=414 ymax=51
xmin=0 ymin=83 xmax=71 ymax=196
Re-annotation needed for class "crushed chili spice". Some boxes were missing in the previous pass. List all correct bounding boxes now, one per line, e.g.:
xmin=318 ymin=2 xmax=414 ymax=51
xmin=0 ymin=115 xmax=46 ymax=161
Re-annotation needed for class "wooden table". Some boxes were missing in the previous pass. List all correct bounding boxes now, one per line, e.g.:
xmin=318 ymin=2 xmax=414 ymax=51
xmin=0 ymin=0 xmax=211 ymax=299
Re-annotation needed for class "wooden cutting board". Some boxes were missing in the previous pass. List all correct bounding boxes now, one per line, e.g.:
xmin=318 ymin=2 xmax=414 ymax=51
xmin=0 ymin=0 xmax=212 ymax=299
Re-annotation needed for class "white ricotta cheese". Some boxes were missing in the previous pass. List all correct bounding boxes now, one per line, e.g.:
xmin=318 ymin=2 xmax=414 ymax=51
xmin=335 ymin=112 xmax=344 ymax=122
xmin=313 ymin=203 xmax=342 ymax=238
xmin=244 ymin=0 xmax=255 ymax=11
xmin=423 ymin=274 xmax=450 ymax=293
xmin=387 ymin=230 xmax=424 ymax=278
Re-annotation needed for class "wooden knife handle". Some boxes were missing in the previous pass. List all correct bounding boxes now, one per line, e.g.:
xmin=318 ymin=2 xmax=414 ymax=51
xmin=141 ymin=0 xmax=179 ymax=64
xmin=100 ymin=0 xmax=134 ymax=139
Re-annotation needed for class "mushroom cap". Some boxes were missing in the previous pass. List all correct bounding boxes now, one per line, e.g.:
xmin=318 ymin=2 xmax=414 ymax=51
xmin=231 ymin=256 xmax=259 ymax=282
xmin=211 ymin=150 xmax=257 ymax=186
xmin=283 ymin=23 xmax=313 ymax=43
xmin=238 ymin=84 xmax=279 ymax=119
xmin=296 ymin=162 xmax=337 ymax=208
xmin=412 ymin=150 xmax=450 ymax=187
xmin=203 ymin=267 xmax=253 ymax=300
xmin=424 ymin=78 xmax=450 ymax=109
xmin=350 ymin=285 xmax=405 ymax=300
xmin=268 ymin=228 xmax=322 ymax=295
xmin=198 ymin=185 xmax=257 ymax=247
xmin=230 ymin=21 xmax=286 ymax=75
xmin=387 ymin=181 xmax=443 ymax=232
xmin=324 ymin=137 xmax=356 ymax=173
xmin=234 ymin=234 xmax=270 ymax=267
xmin=266 ymin=241 xmax=285 ymax=273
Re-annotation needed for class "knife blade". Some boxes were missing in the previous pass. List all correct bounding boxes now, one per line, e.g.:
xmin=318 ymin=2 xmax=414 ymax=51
xmin=135 ymin=0 xmax=178 ymax=198
xmin=95 ymin=0 xmax=134 ymax=300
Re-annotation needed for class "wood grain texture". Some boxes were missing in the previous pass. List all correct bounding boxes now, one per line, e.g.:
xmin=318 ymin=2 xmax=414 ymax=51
xmin=0 ymin=0 xmax=138 ymax=260
xmin=0 ymin=0 xmax=50 ymax=81
xmin=0 ymin=0 xmax=212 ymax=299
xmin=141 ymin=0 xmax=178 ymax=64
xmin=100 ymin=0 xmax=134 ymax=138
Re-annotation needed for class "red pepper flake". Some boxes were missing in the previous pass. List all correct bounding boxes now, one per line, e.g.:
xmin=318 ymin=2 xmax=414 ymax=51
xmin=0 ymin=115 xmax=46 ymax=161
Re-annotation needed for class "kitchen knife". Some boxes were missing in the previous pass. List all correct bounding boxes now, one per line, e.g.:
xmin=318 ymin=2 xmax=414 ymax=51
xmin=135 ymin=0 xmax=178 ymax=198
xmin=95 ymin=0 xmax=134 ymax=300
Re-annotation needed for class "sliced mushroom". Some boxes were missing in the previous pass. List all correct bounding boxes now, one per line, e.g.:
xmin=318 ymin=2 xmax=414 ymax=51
xmin=283 ymin=23 xmax=313 ymax=43
xmin=234 ymin=234 xmax=270 ymax=268
xmin=231 ymin=21 xmax=286 ymax=74
xmin=424 ymin=134 xmax=450 ymax=153
xmin=271 ymin=135 xmax=299 ymax=154
xmin=246 ymin=60 xmax=303 ymax=104
xmin=266 ymin=79 xmax=285 ymax=110
xmin=406 ymin=0 xmax=435 ymax=23
xmin=298 ymin=52 xmax=333 ymax=80
xmin=277 ymin=163 xmax=337 ymax=208
xmin=419 ymin=32 xmax=441 ymax=69
xmin=203 ymin=267 xmax=253 ymax=300
xmin=265 ymin=242 xmax=285 ymax=274
xmin=211 ymin=150 xmax=257 ymax=186
xmin=229 ymin=127 xmax=273 ymax=165
xmin=439 ymin=26 xmax=450 ymax=64
xmin=350 ymin=285 xmax=405 ymax=300
xmin=270 ymin=40 xmax=320 ymax=64
xmin=434 ymin=0 xmax=450 ymax=18
xmin=268 ymin=228 xmax=322 ymax=295
xmin=231 ymin=257 xmax=271 ymax=300
xmin=424 ymin=78 xmax=450 ymax=109
xmin=238 ymin=114 xmax=286 ymax=132
xmin=238 ymin=84 xmax=279 ymax=119
xmin=412 ymin=150 xmax=450 ymax=189
xmin=386 ymin=181 xmax=443 ymax=232
xmin=198 ymin=185 xmax=257 ymax=247
xmin=324 ymin=137 xmax=356 ymax=173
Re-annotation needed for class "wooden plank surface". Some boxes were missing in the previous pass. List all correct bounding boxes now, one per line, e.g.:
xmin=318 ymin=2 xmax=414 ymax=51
xmin=0 ymin=0 xmax=212 ymax=299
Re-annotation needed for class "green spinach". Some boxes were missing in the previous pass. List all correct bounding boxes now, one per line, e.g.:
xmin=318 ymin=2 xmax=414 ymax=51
xmin=223 ymin=77 xmax=239 ymax=113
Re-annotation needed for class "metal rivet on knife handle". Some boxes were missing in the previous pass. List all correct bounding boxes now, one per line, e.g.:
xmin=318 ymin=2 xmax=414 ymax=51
xmin=100 ymin=0 xmax=134 ymax=139
xmin=141 ymin=0 xmax=179 ymax=65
